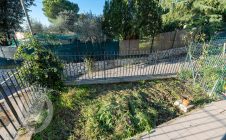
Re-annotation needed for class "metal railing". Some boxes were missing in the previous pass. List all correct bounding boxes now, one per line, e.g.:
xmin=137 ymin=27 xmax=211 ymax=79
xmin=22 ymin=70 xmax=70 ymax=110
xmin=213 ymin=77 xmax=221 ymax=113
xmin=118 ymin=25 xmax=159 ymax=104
xmin=0 ymin=66 xmax=45 ymax=139
xmin=59 ymin=49 xmax=189 ymax=84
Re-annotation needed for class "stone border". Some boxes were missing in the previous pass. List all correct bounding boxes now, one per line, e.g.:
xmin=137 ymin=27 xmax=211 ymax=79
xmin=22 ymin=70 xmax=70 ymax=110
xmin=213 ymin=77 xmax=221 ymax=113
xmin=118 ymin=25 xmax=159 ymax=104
xmin=65 ymin=73 xmax=177 ymax=85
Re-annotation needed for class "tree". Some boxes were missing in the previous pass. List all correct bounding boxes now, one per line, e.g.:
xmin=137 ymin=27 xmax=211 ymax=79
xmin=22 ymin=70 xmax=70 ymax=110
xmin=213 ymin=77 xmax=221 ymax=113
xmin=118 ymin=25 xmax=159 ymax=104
xmin=74 ymin=13 xmax=104 ymax=43
xmin=137 ymin=0 xmax=162 ymax=38
xmin=42 ymin=0 xmax=79 ymax=21
xmin=25 ymin=19 xmax=44 ymax=33
xmin=16 ymin=36 xmax=64 ymax=90
xmin=0 ymin=0 xmax=35 ymax=33
xmin=102 ymin=0 xmax=162 ymax=40
xmin=52 ymin=10 xmax=78 ymax=33
xmin=162 ymin=0 xmax=226 ymax=37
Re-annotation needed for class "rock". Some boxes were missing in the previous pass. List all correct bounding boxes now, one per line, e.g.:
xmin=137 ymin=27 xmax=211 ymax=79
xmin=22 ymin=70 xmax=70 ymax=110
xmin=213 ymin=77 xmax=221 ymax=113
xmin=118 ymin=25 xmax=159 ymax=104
xmin=179 ymin=104 xmax=194 ymax=113
xmin=174 ymin=99 xmax=194 ymax=113
xmin=174 ymin=100 xmax=182 ymax=106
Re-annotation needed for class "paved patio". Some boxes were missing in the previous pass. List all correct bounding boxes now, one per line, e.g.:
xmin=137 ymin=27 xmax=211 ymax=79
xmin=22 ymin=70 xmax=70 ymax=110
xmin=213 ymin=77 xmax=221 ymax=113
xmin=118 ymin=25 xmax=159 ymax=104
xmin=139 ymin=100 xmax=226 ymax=140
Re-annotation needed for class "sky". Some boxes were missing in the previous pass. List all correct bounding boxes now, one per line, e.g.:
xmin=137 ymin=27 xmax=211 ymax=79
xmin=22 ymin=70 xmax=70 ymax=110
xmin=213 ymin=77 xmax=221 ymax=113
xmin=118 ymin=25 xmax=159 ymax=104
xmin=29 ymin=0 xmax=106 ymax=26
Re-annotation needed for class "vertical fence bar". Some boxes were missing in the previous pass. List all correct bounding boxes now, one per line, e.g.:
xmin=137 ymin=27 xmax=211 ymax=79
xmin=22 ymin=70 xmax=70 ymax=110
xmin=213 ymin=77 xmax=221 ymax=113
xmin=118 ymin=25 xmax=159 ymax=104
xmin=6 ymin=72 xmax=28 ymax=112
xmin=133 ymin=51 xmax=137 ymax=76
xmin=0 ymin=85 xmax=22 ymax=126
xmin=23 ymin=62 xmax=39 ymax=99
xmin=68 ymin=56 xmax=72 ymax=81
xmin=7 ymin=72 xmax=27 ymax=112
xmin=129 ymin=51 xmax=133 ymax=77
xmin=15 ymin=71 xmax=32 ymax=104
xmin=144 ymin=52 xmax=149 ymax=76
xmin=0 ymin=119 xmax=14 ymax=139
xmin=2 ymin=75 xmax=25 ymax=118
xmin=104 ymin=51 xmax=106 ymax=80
xmin=0 ymin=102 xmax=17 ymax=131
xmin=0 ymin=134 xmax=4 ymax=140
xmin=11 ymin=71 xmax=30 ymax=107
xmin=16 ymin=68 xmax=34 ymax=101
xmin=115 ymin=51 xmax=118 ymax=78
xmin=152 ymin=52 xmax=157 ymax=75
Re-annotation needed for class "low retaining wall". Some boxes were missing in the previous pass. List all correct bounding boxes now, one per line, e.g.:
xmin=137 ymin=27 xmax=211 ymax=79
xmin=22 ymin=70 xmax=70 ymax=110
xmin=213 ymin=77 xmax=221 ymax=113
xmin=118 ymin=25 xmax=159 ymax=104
xmin=65 ymin=74 xmax=177 ymax=85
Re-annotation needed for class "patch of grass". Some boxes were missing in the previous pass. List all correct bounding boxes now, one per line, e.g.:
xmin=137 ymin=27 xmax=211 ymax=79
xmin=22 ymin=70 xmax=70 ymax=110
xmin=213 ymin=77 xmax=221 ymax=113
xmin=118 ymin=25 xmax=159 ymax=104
xmin=33 ymin=110 xmax=49 ymax=129
xmin=33 ymin=79 xmax=214 ymax=140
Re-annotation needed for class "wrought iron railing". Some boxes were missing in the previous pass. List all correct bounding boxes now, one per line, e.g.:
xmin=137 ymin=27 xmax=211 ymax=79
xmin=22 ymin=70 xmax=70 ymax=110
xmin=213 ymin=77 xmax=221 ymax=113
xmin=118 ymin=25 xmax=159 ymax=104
xmin=58 ymin=48 xmax=189 ymax=84
xmin=0 ymin=66 xmax=46 ymax=139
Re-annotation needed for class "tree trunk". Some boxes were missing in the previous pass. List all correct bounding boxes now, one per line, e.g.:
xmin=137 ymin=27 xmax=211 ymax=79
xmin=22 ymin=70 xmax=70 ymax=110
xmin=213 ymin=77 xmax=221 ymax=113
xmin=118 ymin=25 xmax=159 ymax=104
xmin=20 ymin=0 xmax=33 ymax=35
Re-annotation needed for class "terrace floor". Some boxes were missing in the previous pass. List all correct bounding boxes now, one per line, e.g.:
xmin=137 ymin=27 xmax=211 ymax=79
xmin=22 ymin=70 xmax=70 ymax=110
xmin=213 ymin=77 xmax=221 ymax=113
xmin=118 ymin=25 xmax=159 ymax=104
xmin=138 ymin=100 xmax=226 ymax=140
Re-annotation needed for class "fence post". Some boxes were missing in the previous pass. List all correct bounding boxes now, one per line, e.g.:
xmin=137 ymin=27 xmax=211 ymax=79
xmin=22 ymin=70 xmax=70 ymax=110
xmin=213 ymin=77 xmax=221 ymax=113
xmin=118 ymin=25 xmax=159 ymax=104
xmin=104 ymin=51 xmax=106 ymax=80
xmin=223 ymin=43 xmax=226 ymax=56
xmin=0 ymin=119 xmax=14 ymax=139
xmin=152 ymin=52 xmax=157 ymax=75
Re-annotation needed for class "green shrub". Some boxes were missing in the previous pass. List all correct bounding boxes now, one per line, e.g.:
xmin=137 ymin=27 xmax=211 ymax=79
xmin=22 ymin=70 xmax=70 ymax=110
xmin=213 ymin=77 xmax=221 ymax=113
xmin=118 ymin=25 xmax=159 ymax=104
xmin=178 ymin=69 xmax=193 ymax=81
xmin=16 ymin=36 xmax=64 ymax=91
xmin=84 ymin=56 xmax=95 ymax=74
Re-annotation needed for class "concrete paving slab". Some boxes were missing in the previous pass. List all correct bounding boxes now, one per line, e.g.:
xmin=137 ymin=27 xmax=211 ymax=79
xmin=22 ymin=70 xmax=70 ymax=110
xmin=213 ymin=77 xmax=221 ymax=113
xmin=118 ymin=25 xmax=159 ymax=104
xmin=138 ymin=100 xmax=226 ymax=140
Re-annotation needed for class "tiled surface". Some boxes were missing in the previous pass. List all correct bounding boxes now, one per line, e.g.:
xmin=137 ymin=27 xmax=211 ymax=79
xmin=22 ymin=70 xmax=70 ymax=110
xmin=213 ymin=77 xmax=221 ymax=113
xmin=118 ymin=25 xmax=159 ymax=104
xmin=140 ymin=100 xmax=226 ymax=140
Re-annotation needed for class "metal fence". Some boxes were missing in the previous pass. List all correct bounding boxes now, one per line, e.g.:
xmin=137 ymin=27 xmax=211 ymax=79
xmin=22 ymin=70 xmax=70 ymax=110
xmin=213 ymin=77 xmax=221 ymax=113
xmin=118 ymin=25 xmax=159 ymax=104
xmin=0 ymin=66 xmax=46 ymax=139
xmin=184 ymin=43 xmax=226 ymax=95
xmin=60 ymin=48 xmax=189 ymax=84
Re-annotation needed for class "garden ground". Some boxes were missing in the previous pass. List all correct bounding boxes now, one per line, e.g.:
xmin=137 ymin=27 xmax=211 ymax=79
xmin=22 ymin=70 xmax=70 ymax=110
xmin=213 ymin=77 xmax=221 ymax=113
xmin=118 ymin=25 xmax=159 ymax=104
xmin=33 ymin=78 xmax=215 ymax=140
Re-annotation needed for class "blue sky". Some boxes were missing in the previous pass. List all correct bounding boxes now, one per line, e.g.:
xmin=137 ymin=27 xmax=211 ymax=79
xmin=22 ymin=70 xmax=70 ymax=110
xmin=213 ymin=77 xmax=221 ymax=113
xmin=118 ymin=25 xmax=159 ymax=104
xmin=29 ymin=0 xmax=106 ymax=26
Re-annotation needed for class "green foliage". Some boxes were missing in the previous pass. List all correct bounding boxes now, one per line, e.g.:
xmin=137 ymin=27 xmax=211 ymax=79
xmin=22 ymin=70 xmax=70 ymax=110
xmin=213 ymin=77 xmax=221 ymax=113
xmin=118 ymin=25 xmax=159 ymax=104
xmin=51 ymin=10 xmax=78 ymax=33
xmin=16 ymin=36 xmax=64 ymax=90
xmin=162 ymin=0 xmax=226 ymax=37
xmin=33 ymin=79 xmax=214 ymax=139
xmin=0 ymin=33 xmax=12 ymax=46
xmin=84 ymin=57 xmax=95 ymax=74
xmin=178 ymin=69 xmax=193 ymax=81
xmin=197 ymin=46 xmax=224 ymax=93
xmin=82 ymin=92 xmax=157 ymax=139
xmin=42 ymin=0 xmax=79 ymax=21
xmin=137 ymin=0 xmax=162 ymax=38
xmin=74 ymin=13 xmax=104 ymax=42
xmin=25 ymin=19 xmax=44 ymax=33
xmin=47 ymin=12 xmax=104 ymax=43
xmin=186 ymin=35 xmax=225 ymax=95
xmin=0 ymin=0 xmax=35 ymax=32
xmin=102 ymin=0 xmax=162 ymax=40
xmin=35 ymin=33 xmax=63 ymax=46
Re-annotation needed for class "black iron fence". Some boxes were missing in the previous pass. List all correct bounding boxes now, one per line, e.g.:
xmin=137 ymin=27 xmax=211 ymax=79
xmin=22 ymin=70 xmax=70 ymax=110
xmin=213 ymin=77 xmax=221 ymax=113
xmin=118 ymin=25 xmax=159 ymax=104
xmin=0 ymin=66 xmax=45 ymax=139
xmin=59 ymin=48 xmax=189 ymax=84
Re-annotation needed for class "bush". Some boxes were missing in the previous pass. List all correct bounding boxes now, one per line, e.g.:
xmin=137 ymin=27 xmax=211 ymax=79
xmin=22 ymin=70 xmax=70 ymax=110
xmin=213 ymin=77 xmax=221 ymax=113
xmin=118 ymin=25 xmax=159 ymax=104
xmin=16 ymin=36 xmax=64 ymax=91
xmin=84 ymin=56 xmax=95 ymax=74
xmin=178 ymin=69 xmax=193 ymax=81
